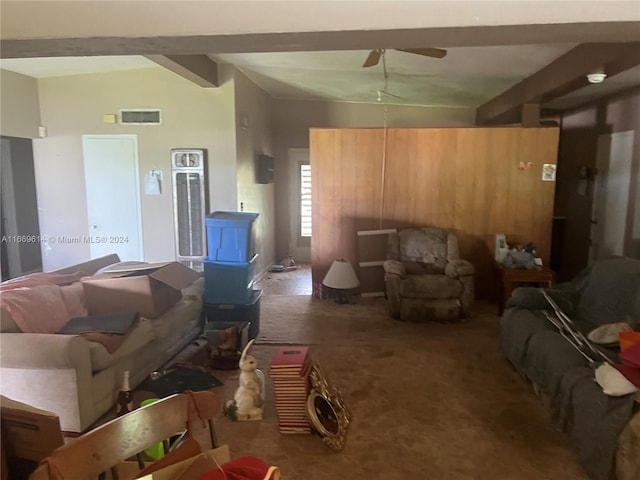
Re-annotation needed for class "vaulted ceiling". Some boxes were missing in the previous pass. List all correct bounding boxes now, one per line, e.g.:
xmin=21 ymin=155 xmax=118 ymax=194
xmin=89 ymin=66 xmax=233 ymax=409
xmin=2 ymin=1 xmax=639 ymax=125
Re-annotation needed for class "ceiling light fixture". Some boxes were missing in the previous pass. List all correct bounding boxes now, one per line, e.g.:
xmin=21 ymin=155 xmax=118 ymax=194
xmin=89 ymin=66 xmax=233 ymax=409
xmin=586 ymin=73 xmax=607 ymax=84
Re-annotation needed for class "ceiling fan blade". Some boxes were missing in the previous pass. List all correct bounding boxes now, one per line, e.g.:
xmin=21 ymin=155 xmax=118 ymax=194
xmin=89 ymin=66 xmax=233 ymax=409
xmin=363 ymin=50 xmax=382 ymax=67
xmin=395 ymin=47 xmax=447 ymax=59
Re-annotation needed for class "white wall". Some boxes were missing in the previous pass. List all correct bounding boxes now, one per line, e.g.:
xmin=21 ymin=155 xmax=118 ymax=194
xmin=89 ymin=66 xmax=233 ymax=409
xmin=34 ymin=66 xmax=237 ymax=270
xmin=233 ymin=68 xmax=276 ymax=274
xmin=0 ymin=69 xmax=40 ymax=139
xmin=4 ymin=1 xmax=637 ymax=39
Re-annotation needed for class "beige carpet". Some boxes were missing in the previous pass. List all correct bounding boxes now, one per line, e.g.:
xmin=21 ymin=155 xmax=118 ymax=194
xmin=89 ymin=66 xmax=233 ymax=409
xmin=205 ymin=295 xmax=588 ymax=480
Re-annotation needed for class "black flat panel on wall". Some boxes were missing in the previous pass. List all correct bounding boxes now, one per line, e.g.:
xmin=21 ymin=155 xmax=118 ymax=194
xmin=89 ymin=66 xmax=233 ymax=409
xmin=1 ymin=136 xmax=42 ymax=279
xmin=256 ymin=154 xmax=274 ymax=184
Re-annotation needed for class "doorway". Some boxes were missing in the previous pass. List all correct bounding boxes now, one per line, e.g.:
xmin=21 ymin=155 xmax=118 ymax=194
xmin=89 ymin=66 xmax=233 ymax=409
xmin=288 ymin=148 xmax=311 ymax=263
xmin=0 ymin=136 xmax=42 ymax=279
xmin=82 ymin=134 xmax=143 ymax=261
xmin=590 ymin=130 xmax=634 ymax=262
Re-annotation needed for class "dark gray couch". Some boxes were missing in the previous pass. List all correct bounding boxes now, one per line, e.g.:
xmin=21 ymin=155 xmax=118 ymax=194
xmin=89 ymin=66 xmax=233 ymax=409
xmin=499 ymin=256 xmax=640 ymax=480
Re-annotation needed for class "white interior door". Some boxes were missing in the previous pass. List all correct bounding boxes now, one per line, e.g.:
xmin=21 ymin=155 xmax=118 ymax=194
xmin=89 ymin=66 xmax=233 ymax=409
xmin=590 ymin=130 xmax=634 ymax=262
xmin=83 ymin=135 xmax=143 ymax=261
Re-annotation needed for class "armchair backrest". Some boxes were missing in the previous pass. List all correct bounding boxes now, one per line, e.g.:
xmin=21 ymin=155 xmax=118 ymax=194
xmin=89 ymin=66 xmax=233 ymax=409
xmin=388 ymin=228 xmax=460 ymax=274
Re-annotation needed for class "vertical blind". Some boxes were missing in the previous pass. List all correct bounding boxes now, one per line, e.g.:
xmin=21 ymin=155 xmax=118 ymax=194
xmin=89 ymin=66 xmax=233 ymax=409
xmin=300 ymin=163 xmax=312 ymax=237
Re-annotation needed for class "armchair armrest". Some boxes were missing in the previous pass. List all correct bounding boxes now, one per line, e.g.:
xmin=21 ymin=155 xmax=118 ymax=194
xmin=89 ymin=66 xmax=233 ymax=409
xmin=383 ymin=260 xmax=406 ymax=277
xmin=382 ymin=260 xmax=405 ymax=319
xmin=445 ymin=259 xmax=475 ymax=279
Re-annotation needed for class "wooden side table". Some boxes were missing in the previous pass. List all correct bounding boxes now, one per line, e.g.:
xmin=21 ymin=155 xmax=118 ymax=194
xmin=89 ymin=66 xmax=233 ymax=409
xmin=495 ymin=262 xmax=556 ymax=316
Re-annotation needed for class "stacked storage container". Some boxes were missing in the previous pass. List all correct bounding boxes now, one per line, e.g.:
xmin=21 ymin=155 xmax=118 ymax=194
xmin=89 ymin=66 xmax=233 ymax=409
xmin=203 ymin=211 xmax=261 ymax=340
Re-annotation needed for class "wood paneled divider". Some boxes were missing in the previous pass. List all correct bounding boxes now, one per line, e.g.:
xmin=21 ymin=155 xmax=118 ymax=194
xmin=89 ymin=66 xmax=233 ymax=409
xmin=310 ymin=127 xmax=560 ymax=300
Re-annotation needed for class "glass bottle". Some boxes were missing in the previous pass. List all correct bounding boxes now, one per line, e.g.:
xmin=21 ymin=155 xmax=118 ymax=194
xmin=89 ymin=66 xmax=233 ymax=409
xmin=116 ymin=370 xmax=134 ymax=416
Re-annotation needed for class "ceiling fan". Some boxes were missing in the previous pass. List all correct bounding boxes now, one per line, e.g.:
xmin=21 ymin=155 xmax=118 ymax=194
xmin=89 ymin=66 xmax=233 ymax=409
xmin=363 ymin=47 xmax=447 ymax=68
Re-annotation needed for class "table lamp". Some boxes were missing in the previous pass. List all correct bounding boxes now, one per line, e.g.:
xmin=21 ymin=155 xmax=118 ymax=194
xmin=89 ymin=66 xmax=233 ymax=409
xmin=322 ymin=259 xmax=360 ymax=304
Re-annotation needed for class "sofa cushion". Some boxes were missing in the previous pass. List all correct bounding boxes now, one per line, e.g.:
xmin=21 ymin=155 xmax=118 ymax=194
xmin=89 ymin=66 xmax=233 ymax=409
xmin=0 ymin=308 xmax=20 ymax=333
xmin=577 ymin=257 xmax=640 ymax=328
xmin=89 ymin=317 xmax=155 ymax=372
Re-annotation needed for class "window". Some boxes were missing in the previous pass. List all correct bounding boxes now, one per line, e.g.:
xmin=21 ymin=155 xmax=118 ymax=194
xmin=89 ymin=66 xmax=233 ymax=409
xmin=300 ymin=163 xmax=312 ymax=238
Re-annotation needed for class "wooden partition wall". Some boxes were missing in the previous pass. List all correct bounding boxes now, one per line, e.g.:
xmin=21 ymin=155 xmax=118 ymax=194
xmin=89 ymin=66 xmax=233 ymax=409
xmin=310 ymin=127 xmax=560 ymax=300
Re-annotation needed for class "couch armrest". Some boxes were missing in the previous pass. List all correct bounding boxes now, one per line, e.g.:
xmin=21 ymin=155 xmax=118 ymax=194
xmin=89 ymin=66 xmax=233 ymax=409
xmin=616 ymin=402 xmax=640 ymax=480
xmin=383 ymin=260 xmax=406 ymax=277
xmin=0 ymin=333 xmax=94 ymax=433
xmin=506 ymin=287 xmax=578 ymax=316
xmin=445 ymin=259 xmax=475 ymax=279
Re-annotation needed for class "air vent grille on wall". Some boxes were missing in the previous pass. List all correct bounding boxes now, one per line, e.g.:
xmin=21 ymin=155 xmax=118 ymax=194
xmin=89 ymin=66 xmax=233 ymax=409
xmin=120 ymin=109 xmax=162 ymax=125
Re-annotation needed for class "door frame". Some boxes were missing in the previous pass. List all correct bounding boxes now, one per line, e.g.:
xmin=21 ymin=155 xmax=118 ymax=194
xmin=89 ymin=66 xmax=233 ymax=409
xmin=288 ymin=148 xmax=311 ymax=263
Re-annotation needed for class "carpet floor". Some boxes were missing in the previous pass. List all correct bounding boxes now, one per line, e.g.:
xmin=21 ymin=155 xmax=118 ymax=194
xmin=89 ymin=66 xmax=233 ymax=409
xmin=199 ymin=295 xmax=588 ymax=480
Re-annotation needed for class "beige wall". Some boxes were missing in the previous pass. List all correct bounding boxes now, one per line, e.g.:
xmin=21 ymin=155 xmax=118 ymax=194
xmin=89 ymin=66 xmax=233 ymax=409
xmin=0 ymin=69 xmax=40 ymax=139
xmin=233 ymin=69 xmax=276 ymax=274
xmin=34 ymin=66 xmax=238 ymax=270
xmin=271 ymin=99 xmax=475 ymax=261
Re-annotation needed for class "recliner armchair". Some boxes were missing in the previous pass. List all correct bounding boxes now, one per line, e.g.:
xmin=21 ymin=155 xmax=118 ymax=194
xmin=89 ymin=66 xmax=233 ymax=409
xmin=383 ymin=228 xmax=475 ymax=322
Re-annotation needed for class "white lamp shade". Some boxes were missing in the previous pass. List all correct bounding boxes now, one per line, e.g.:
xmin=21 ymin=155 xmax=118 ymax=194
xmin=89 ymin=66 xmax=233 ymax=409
xmin=322 ymin=259 xmax=360 ymax=289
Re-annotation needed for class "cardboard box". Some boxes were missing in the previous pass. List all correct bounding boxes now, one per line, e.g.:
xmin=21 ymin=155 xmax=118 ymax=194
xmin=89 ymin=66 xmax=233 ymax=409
xmin=138 ymin=445 xmax=230 ymax=480
xmin=1 ymin=396 xmax=64 ymax=479
xmin=204 ymin=321 xmax=250 ymax=352
xmin=107 ymin=446 xmax=230 ymax=480
xmin=82 ymin=262 xmax=200 ymax=319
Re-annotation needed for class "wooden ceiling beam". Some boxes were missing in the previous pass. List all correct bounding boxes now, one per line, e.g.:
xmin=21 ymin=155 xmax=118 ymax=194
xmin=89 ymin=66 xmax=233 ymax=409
xmin=146 ymin=54 xmax=218 ymax=87
xmin=476 ymin=42 xmax=640 ymax=125
xmin=3 ymin=23 xmax=640 ymax=58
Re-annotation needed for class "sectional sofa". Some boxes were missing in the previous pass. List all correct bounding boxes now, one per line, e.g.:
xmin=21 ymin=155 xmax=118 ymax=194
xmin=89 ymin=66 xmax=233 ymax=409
xmin=0 ymin=254 xmax=204 ymax=433
xmin=499 ymin=256 xmax=640 ymax=480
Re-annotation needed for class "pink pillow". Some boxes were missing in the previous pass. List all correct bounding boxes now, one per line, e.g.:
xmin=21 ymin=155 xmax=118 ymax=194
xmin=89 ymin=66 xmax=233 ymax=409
xmin=2 ymin=285 xmax=70 ymax=333
xmin=60 ymin=283 xmax=88 ymax=318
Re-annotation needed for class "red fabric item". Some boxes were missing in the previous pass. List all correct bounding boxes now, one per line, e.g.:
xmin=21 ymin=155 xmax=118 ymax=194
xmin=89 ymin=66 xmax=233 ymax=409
xmin=620 ymin=342 xmax=640 ymax=368
xmin=612 ymin=363 xmax=640 ymax=388
xmin=198 ymin=456 xmax=276 ymax=480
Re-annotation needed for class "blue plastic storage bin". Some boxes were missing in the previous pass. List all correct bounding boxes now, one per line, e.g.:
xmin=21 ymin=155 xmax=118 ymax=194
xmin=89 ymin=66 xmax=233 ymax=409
xmin=206 ymin=211 xmax=259 ymax=263
xmin=203 ymin=254 xmax=258 ymax=304
xmin=203 ymin=290 xmax=262 ymax=340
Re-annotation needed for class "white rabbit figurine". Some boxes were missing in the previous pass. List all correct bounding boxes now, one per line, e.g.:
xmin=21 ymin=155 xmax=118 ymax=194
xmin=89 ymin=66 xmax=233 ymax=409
xmin=225 ymin=339 xmax=264 ymax=421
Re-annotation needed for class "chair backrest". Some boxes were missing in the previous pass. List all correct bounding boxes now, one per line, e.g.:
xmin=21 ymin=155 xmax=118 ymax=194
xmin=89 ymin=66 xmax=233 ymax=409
xmin=29 ymin=391 xmax=221 ymax=480
xmin=388 ymin=228 xmax=460 ymax=273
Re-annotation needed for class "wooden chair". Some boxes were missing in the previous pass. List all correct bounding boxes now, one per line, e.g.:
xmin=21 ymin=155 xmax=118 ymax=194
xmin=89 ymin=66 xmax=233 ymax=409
xmin=29 ymin=391 xmax=221 ymax=480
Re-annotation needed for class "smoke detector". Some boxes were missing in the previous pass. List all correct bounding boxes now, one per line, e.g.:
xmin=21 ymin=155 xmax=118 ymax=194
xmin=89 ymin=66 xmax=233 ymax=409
xmin=586 ymin=73 xmax=607 ymax=84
